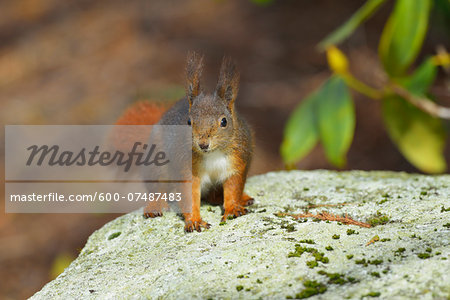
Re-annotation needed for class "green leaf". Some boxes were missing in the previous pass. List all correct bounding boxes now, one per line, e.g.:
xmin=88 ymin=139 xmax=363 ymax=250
xmin=281 ymin=90 xmax=319 ymax=164
xmin=382 ymin=96 xmax=446 ymax=173
xmin=318 ymin=0 xmax=387 ymax=50
xmin=379 ymin=0 xmax=432 ymax=76
xmin=398 ymin=57 xmax=437 ymax=96
xmin=281 ymin=77 xmax=355 ymax=167
xmin=317 ymin=77 xmax=355 ymax=167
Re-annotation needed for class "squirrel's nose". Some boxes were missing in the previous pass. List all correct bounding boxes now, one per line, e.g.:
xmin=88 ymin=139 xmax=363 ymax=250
xmin=198 ymin=143 xmax=209 ymax=151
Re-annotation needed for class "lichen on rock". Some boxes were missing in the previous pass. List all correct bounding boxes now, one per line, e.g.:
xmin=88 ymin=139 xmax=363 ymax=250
xmin=31 ymin=170 xmax=450 ymax=299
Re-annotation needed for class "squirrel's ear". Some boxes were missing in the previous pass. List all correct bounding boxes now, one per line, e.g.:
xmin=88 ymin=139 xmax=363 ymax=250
xmin=216 ymin=56 xmax=240 ymax=109
xmin=186 ymin=52 xmax=204 ymax=106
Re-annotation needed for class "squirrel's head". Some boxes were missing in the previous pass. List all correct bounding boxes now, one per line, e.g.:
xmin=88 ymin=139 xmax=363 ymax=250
xmin=185 ymin=52 xmax=240 ymax=154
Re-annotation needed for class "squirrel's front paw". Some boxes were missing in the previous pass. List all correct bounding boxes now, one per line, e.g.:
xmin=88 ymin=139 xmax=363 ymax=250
xmin=184 ymin=218 xmax=211 ymax=233
xmin=222 ymin=205 xmax=248 ymax=221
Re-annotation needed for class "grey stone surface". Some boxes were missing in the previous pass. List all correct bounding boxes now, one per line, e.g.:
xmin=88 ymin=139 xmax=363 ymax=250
xmin=31 ymin=170 xmax=450 ymax=299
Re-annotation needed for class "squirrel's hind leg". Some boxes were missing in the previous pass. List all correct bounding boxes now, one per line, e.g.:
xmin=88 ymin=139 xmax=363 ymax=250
xmin=240 ymin=192 xmax=254 ymax=206
xmin=143 ymin=201 xmax=167 ymax=218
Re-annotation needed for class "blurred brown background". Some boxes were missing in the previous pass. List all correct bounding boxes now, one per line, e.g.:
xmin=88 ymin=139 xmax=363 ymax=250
xmin=0 ymin=0 xmax=448 ymax=298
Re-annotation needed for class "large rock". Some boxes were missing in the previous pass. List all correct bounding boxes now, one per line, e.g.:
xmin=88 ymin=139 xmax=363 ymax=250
xmin=31 ymin=171 xmax=449 ymax=299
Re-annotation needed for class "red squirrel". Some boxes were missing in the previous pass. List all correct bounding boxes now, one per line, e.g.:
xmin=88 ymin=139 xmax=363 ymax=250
xmin=117 ymin=52 xmax=254 ymax=232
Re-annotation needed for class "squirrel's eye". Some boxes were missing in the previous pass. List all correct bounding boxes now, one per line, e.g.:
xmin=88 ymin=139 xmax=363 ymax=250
xmin=187 ymin=118 xmax=191 ymax=126
xmin=220 ymin=117 xmax=227 ymax=128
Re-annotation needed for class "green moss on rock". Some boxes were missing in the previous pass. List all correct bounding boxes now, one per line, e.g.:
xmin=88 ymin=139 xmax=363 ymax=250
xmin=367 ymin=212 xmax=390 ymax=226
xmin=29 ymin=170 xmax=450 ymax=300
xmin=294 ymin=280 xmax=327 ymax=299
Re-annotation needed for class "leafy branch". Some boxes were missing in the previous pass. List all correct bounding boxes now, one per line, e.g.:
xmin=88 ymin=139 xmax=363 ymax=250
xmin=328 ymin=46 xmax=450 ymax=120
xmin=281 ymin=0 xmax=449 ymax=173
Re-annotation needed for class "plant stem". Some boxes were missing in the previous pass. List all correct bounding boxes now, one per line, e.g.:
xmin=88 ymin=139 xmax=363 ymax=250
xmin=341 ymin=73 xmax=383 ymax=99
xmin=389 ymin=84 xmax=450 ymax=119
xmin=338 ymin=66 xmax=450 ymax=120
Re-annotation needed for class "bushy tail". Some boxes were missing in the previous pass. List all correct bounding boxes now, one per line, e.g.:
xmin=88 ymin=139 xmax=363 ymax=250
xmin=110 ymin=101 xmax=171 ymax=153
xmin=116 ymin=101 xmax=170 ymax=125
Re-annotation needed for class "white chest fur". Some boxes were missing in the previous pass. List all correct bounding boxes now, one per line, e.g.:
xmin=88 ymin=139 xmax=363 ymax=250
xmin=200 ymin=151 xmax=233 ymax=192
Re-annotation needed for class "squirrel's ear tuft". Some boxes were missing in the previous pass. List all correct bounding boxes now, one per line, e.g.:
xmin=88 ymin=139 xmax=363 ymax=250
xmin=216 ymin=56 xmax=240 ymax=108
xmin=186 ymin=52 xmax=204 ymax=106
